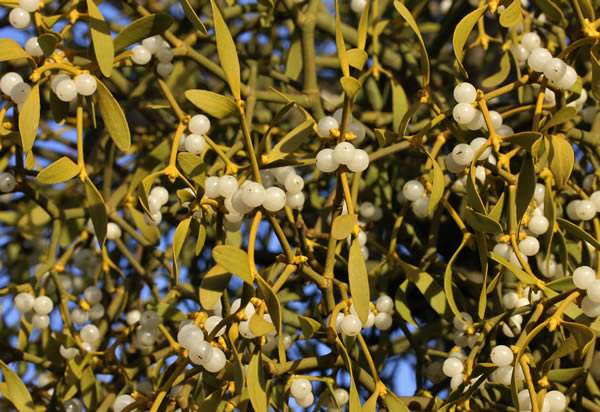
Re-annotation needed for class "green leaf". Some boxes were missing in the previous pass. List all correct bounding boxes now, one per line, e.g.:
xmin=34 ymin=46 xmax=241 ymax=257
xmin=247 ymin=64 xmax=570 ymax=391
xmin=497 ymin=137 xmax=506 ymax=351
xmin=393 ymin=1 xmax=430 ymax=86
xmin=0 ymin=360 xmax=35 ymax=412
xmin=563 ymin=321 xmax=596 ymax=357
xmin=265 ymin=119 xmax=313 ymax=163
xmin=557 ymin=218 xmax=600 ymax=251
xmin=334 ymin=0 xmax=350 ymax=77
xmin=533 ymin=0 xmax=566 ymax=25
xmin=400 ymin=260 xmax=451 ymax=320
xmin=489 ymin=251 xmax=537 ymax=285
xmin=541 ymin=106 xmax=577 ymax=132
xmin=113 ymin=13 xmax=173 ymax=52
xmin=177 ymin=152 xmax=206 ymax=187
xmin=503 ymin=132 xmax=543 ymax=152
xmin=38 ymin=33 xmax=59 ymax=57
xmin=212 ymin=245 xmax=253 ymax=285
xmin=249 ymin=313 xmax=276 ymax=337
xmin=19 ymin=83 xmax=40 ymax=153
xmin=443 ymin=240 xmax=467 ymax=322
xmin=180 ymin=0 xmax=208 ymax=34
xmin=36 ymin=156 xmax=81 ymax=184
xmin=394 ymin=280 xmax=418 ymax=327
xmin=452 ymin=5 xmax=488 ymax=78
xmin=331 ymin=214 xmax=357 ymax=240
xmin=547 ymin=367 xmax=583 ymax=383
xmin=466 ymin=164 xmax=486 ymax=214
xmin=515 ymin=153 xmax=535 ymax=223
xmin=340 ymin=76 xmax=362 ymax=99
xmin=545 ymin=276 xmax=575 ymax=292
xmin=255 ymin=275 xmax=285 ymax=362
xmin=284 ymin=35 xmax=303 ymax=80
xmin=391 ymin=79 xmax=408 ymax=133
xmin=425 ymin=152 xmax=444 ymax=214
xmin=548 ymin=134 xmax=574 ymax=188
xmin=81 ymin=366 xmax=99 ymax=409
xmin=577 ymin=0 xmax=595 ymax=20
xmin=298 ymin=315 xmax=322 ymax=339
xmin=384 ymin=390 xmax=410 ymax=412
xmin=590 ymin=43 xmax=600 ymax=101
xmin=464 ymin=207 xmax=503 ymax=233
xmin=210 ymin=0 xmax=241 ymax=100
xmin=482 ymin=52 xmax=511 ymax=88
xmin=489 ymin=191 xmax=505 ymax=223
xmin=95 ymin=79 xmax=131 ymax=151
xmin=347 ymin=48 xmax=368 ymax=71
xmin=542 ymin=336 xmax=578 ymax=376
xmin=184 ymin=89 xmax=238 ymax=119
xmin=84 ymin=177 xmax=107 ymax=245
xmin=200 ymin=265 xmax=231 ymax=311
xmin=196 ymin=223 xmax=206 ymax=255
xmin=356 ymin=0 xmax=370 ymax=50
xmin=248 ymin=352 xmax=268 ymax=412
xmin=86 ymin=0 xmax=114 ymax=77
xmin=173 ymin=216 xmax=191 ymax=281
xmin=0 ymin=38 xmax=34 ymax=65
xmin=130 ymin=207 xmax=160 ymax=244
xmin=50 ymin=91 xmax=69 ymax=123
xmin=362 ymin=391 xmax=378 ymax=412
xmin=349 ymin=238 xmax=370 ymax=324
xmin=499 ymin=0 xmax=522 ymax=28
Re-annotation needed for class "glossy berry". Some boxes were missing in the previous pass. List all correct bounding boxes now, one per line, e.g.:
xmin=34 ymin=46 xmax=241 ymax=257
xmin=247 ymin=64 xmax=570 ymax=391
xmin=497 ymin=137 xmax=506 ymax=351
xmin=511 ymin=43 xmax=530 ymax=62
xmin=403 ymin=180 xmax=424 ymax=201
xmin=14 ymin=292 xmax=34 ymax=312
xmin=333 ymin=142 xmax=355 ymax=165
xmin=84 ymin=286 xmax=103 ymax=305
xmin=528 ymin=215 xmax=549 ymax=235
xmin=177 ymin=324 xmax=204 ymax=350
xmin=10 ymin=82 xmax=32 ymax=104
xmin=296 ymin=392 xmax=314 ymax=407
xmin=452 ymin=144 xmax=474 ymax=166
xmin=519 ymin=236 xmax=540 ymax=256
xmin=263 ymin=187 xmax=286 ymax=212
xmin=555 ymin=65 xmax=577 ymax=89
xmin=20 ymin=0 xmax=39 ymax=12
xmin=75 ymin=74 xmax=97 ymax=96
xmin=1 ymin=72 xmax=23 ymax=95
xmin=374 ymin=312 xmax=392 ymax=330
xmin=25 ymin=37 xmax=44 ymax=57
xmin=347 ymin=148 xmax=369 ymax=172
xmin=587 ymin=280 xmax=600 ymax=302
xmin=204 ymin=315 xmax=226 ymax=337
xmin=348 ymin=121 xmax=366 ymax=143
xmin=241 ymin=182 xmax=266 ymax=208
xmin=316 ymin=148 xmax=339 ymax=173
xmin=412 ymin=197 xmax=430 ymax=219
xmin=350 ymin=0 xmax=366 ymax=14
xmin=184 ymin=134 xmax=206 ymax=155
xmin=521 ymin=32 xmax=542 ymax=52
xmin=544 ymin=58 xmax=567 ymax=82
xmin=581 ymin=296 xmax=600 ymax=317
xmin=286 ymin=191 xmax=305 ymax=209
xmin=113 ymin=395 xmax=135 ymax=412
xmin=284 ymin=173 xmax=304 ymax=194
xmin=527 ymin=47 xmax=552 ymax=72
xmin=469 ymin=137 xmax=492 ymax=161
xmin=32 ymin=314 xmax=49 ymax=329
xmin=132 ymin=45 xmax=152 ymax=64
xmin=106 ymin=222 xmax=122 ymax=240
xmin=340 ymin=314 xmax=362 ymax=336
xmin=33 ymin=296 xmax=53 ymax=315
xmin=466 ymin=109 xmax=485 ymax=130
xmin=544 ymin=390 xmax=567 ymax=412
xmin=142 ymin=35 xmax=162 ymax=53
xmin=317 ymin=116 xmax=339 ymax=137
xmin=0 ymin=172 xmax=17 ymax=193
xmin=217 ymin=175 xmax=238 ymax=198
xmin=453 ymin=312 xmax=472 ymax=332
xmin=453 ymin=103 xmax=476 ymax=124
xmin=189 ymin=114 xmax=211 ymax=135
xmin=290 ymin=378 xmax=311 ymax=399
xmin=157 ymin=63 xmax=173 ymax=78
xmin=71 ymin=308 xmax=89 ymax=325
xmin=573 ymin=266 xmax=595 ymax=290
xmin=157 ymin=47 xmax=174 ymax=63
xmin=140 ymin=310 xmax=160 ymax=330
xmin=9 ymin=8 xmax=30 ymax=29
xmin=442 ymin=357 xmax=464 ymax=378
xmin=490 ymin=345 xmax=514 ymax=367
xmin=376 ymin=295 xmax=394 ymax=313
xmin=56 ymin=79 xmax=77 ymax=102
xmin=204 ymin=347 xmax=226 ymax=372
xmin=453 ymin=82 xmax=477 ymax=104
xmin=80 ymin=324 xmax=100 ymax=343
xmin=204 ymin=176 xmax=220 ymax=198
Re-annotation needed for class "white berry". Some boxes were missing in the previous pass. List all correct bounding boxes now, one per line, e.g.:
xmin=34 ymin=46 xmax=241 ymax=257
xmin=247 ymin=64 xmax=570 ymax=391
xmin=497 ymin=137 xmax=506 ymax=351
xmin=56 ymin=79 xmax=77 ymax=102
xmin=80 ymin=324 xmax=100 ymax=344
xmin=347 ymin=149 xmax=369 ymax=172
xmin=75 ymin=74 xmax=97 ymax=96
xmin=25 ymin=37 xmax=44 ymax=57
xmin=573 ymin=266 xmax=596 ymax=290
xmin=10 ymin=82 xmax=32 ymax=104
xmin=290 ymin=378 xmax=311 ymax=399
xmin=189 ymin=114 xmax=211 ymax=135
xmin=263 ymin=187 xmax=286 ymax=212
xmin=521 ymin=32 xmax=542 ymax=52
xmin=527 ymin=47 xmax=552 ymax=72
xmin=340 ymin=314 xmax=362 ymax=336
xmin=452 ymin=144 xmax=474 ymax=166
xmin=544 ymin=58 xmax=567 ymax=82
xmin=9 ymin=8 xmax=31 ymax=29
xmin=453 ymin=103 xmax=476 ymax=124
xmin=491 ymin=345 xmax=514 ymax=366
xmin=184 ymin=134 xmax=206 ymax=155
xmin=333 ymin=142 xmax=355 ymax=165
xmin=14 ymin=292 xmax=34 ymax=313
xmin=33 ymin=296 xmax=53 ymax=315
xmin=132 ymin=45 xmax=152 ymax=65
xmin=317 ymin=116 xmax=339 ymax=137
xmin=453 ymin=82 xmax=477 ymax=104
xmin=316 ymin=148 xmax=339 ymax=173
xmin=1 ymin=72 xmax=23 ymax=95
xmin=442 ymin=357 xmax=464 ymax=378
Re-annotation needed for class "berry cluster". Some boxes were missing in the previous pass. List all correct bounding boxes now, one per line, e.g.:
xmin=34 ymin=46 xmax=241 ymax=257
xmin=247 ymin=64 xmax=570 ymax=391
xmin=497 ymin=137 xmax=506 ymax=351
xmin=179 ymin=114 xmax=210 ymax=154
xmin=14 ymin=292 xmax=53 ymax=329
xmin=8 ymin=0 xmax=39 ymax=29
xmin=290 ymin=378 xmax=314 ymax=407
xmin=131 ymin=35 xmax=175 ymax=78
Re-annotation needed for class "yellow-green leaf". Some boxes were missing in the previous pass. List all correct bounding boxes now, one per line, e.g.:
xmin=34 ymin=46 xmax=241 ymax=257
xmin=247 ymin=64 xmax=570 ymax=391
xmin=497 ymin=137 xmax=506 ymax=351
xmin=541 ymin=106 xmax=577 ymax=132
xmin=489 ymin=251 xmax=537 ymax=285
xmin=482 ymin=52 xmax=511 ymax=88
xmin=84 ymin=177 xmax=107 ymax=245
xmin=563 ymin=321 xmax=596 ymax=357
xmin=464 ymin=207 xmax=503 ymax=233
xmin=86 ymin=0 xmax=114 ymax=77
xmin=265 ymin=119 xmax=313 ymax=163
xmin=0 ymin=38 xmax=34 ymax=65
xmin=36 ymin=156 xmax=80 ymax=184
xmin=533 ymin=0 xmax=566 ymax=25
xmin=335 ymin=0 xmax=349 ymax=77
xmin=362 ymin=391 xmax=378 ymax=412
xmin=95 ymin=79 xmax=131 ymax=151
xmin=180 ymin=0 xmax=208 ymax=34
xmin=347 ymin=48 xmax=368 ymax=71
xmin=38 ymin=33 xmax=59 ymax=57
xmin=113 ymin=13 xmax=174 ymax=52
xmin=548 ymin=134 xmax=574 ymax=187
xmin=130 ymin=207 xmax=160 ymax=244
xmin=340 ymin=76 xmax=362 ymax=99
xmin=393 ymin=1 xmax=430 ymax=86
xmin=349 ymin=238 xmax=370 ymax=324
xmin=184 ymin=89 xmax=238 ymax=119
xmin=515 ymin=153 xmax=535 ymax=223
xmin=356 ymin=0 xmax=370 ymax=50
xmin=248 ymin=351 xmax=268 ymax=412
xmin=444 ymin=240 xmax=467 ymax=321
xmin=0 ymin=360 xmax=35 ymax=412
xmin=298 ymin=315 xmax=322 ymax=339
xmin=394 ymin=280 xmax=418 ymax=327
xmin=452 ymin=5 xmax=488 ymax=78
xmin=331 ymin=214 xmax=357 ymax=240
xmin=212 ymin=245 xmax=253 ymax=284
xmin=284 ymin=35 xmax=303 ymax=80
xmin=503 ymin=131 xmax=543 ymax=151
xmin=557 ymin=218 xmax=600 ymax=251
xmin=210 ymin=0 xmax=240 ymax=100
xmin=391 ymin=79 xmax=408 ymax=133
xmin=425 ymin=152 xmax=444 ymax=214
xmin=400 ymin=260 xmax=451 ymax=320
xmin=81 ymin=366 xmax=98 ymax=409
xmin=499 ymin=0 xmax=522 ymax=28
xmin=173 ymin=216 xmax=191 ymax=281
xmin=384 ymin=390 xmax=410 ymax=412
xmin=200 ymin=265 xmax=231 ymax=310
xmin=588 ymin=45 xmax=599 ymax=101
xmin=255 ymin=275 xmax=285 ymax=362
xmin=249 ymin=313 xmax=275 ymax=337
xmin=19 ymin=83 xmax=40 ymax=153
xmin=177 ymin=152 xmax=205 ymax=187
